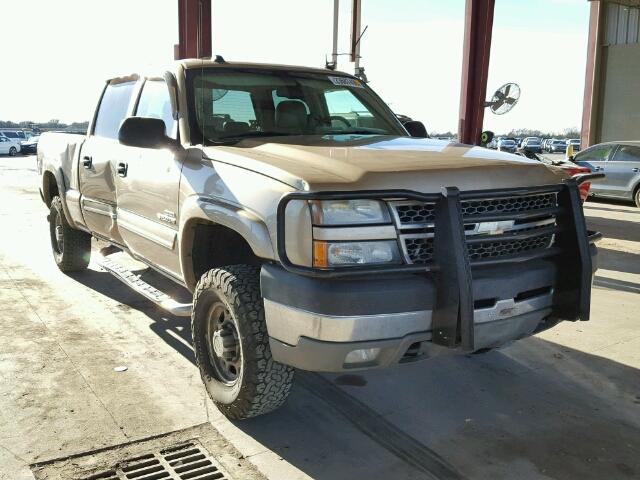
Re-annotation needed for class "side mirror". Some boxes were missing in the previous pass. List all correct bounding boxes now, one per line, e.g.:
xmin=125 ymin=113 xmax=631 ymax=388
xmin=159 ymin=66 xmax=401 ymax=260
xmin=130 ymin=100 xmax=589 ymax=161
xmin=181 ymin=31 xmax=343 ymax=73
xmin=118 ymin=117 xmax=174 ymax=149
xmin=404 ymin=120 xmax=429 ymax=138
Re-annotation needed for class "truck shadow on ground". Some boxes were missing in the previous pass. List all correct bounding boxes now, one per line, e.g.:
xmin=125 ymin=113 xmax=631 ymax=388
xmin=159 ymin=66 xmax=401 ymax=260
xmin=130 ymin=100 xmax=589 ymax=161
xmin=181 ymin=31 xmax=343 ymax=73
xmin=69 ymin=267 xmax=196 ymax=365
xmin=237 ymin=341 xmax=640 ymax=480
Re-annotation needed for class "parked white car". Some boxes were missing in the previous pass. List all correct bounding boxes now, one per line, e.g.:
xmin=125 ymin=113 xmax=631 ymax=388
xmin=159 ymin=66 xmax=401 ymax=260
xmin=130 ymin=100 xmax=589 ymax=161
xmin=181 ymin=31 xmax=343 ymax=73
xmin=0 ymin=136 xmax=20 ymax=156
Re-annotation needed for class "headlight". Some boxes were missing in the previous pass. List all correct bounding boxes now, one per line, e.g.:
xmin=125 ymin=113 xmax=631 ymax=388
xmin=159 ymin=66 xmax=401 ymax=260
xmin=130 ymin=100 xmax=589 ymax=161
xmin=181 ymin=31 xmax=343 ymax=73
xmin=310 ymin=200 xmax=390 ymax=225
xmin=313 ymin=240 xmax=401 ymax=267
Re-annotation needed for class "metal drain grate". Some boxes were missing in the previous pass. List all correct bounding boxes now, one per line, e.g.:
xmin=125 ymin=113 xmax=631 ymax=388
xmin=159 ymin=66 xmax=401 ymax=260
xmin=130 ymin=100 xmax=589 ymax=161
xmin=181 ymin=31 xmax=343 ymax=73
xmin=82 ymin=440 xmax=230 ymax=480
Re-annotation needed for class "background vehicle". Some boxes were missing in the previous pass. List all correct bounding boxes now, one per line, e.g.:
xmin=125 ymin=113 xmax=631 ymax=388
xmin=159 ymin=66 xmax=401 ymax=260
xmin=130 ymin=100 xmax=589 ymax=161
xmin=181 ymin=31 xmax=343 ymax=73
xmin=38 ymin=59 xmax=599 ymax=420
xmin=574 ymin=141 xmax=640 ymax=207
xmin=521 ymin=137 xmax=542 ymax=153
xmin=548 ymin=139 xmax=567 ymax=153
xmin=0 ymin=130 xmax=28 ymax=142
xmin=20 ymin=135 xmax=39 ymax=154
xmin=0 ymin=136 xmax=20 ymax=156
xmin=567 ymin=138 xmax=581 ymax=152
xmin=497 ymin=137 xmax=517 ymax=152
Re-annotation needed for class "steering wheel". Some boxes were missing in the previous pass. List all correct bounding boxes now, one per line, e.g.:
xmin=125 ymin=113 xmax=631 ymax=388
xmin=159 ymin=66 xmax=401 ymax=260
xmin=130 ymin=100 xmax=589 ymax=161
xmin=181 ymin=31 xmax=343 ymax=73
xmin=329 ymin=115 xmax=352 ymax=128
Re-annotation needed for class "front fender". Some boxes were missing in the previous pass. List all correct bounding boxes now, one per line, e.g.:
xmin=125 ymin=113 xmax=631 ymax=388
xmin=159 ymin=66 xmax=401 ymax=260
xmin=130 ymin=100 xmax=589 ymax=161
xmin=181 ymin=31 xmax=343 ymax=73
xmin=178 ymin=194 xmax=275 ymax=288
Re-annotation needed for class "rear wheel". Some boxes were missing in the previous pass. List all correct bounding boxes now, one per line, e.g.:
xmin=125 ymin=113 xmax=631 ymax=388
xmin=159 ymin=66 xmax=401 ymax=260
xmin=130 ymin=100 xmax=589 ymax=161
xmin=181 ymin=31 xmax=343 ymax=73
xmin=192 ymin=265 xmax=294 ymax=419
xmin=634 ymin=187 xmax=640 ymax=208
xmin=9 ymin=147 xmax=17 ymax=156
xmin=49 ymin=196 xmax=91 ymax=272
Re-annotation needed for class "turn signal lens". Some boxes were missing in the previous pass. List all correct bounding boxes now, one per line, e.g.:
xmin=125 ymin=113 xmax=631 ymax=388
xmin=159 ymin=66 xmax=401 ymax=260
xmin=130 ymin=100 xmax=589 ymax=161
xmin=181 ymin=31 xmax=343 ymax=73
xmin=313 ymin=240 xmax=329 ymax=268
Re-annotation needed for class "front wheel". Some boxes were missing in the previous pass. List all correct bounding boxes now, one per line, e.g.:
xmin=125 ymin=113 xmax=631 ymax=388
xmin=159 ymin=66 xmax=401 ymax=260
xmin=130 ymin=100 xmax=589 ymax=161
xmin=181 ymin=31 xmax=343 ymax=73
xmin=49 ymin=196 xmax=91 ymax=272
xmin=192 ymin=265 xmax=294 ymax=419
xmin=9 ymin=147 xmax=17 ymax=156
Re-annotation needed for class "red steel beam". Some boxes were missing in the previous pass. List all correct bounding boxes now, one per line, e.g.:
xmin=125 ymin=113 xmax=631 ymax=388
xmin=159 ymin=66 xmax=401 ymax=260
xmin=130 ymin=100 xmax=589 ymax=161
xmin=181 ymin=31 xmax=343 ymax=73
xmin=458 ymin=0 xmax=495 ymax=145
xmin=581 ymin=1 xmax=602 ymax=148
xmin=175 ymin=0 xmax=212 ymax=60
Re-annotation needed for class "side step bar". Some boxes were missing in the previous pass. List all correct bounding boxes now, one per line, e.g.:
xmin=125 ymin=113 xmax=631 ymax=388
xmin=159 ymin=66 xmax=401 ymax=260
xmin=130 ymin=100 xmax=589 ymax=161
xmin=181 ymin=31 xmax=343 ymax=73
xmin=96 ymin=253 xmax=192 ymax=317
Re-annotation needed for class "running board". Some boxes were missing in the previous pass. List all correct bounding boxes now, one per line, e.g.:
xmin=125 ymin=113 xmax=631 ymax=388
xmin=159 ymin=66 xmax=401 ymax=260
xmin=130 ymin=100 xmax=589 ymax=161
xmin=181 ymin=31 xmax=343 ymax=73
xmin=96 ymin=253 xmax=192 ymax=317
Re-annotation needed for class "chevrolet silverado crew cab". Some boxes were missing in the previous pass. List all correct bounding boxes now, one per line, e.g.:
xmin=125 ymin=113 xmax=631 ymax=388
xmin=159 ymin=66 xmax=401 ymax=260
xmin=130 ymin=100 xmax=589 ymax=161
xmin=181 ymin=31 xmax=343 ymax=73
xmin=38 ymin=58 xmax=600 ymax=419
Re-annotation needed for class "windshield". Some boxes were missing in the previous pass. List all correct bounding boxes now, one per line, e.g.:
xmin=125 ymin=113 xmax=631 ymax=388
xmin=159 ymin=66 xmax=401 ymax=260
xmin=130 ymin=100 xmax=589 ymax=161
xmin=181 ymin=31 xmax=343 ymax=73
xmin=187 ymin=68 xmax=405 ymax=145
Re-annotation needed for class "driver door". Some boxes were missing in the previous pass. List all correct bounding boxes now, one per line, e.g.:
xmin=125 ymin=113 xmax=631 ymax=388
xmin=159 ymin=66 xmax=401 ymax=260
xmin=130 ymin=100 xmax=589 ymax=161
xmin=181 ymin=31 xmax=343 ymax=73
xmin=114 ymin=78 xmax=184 ymax=279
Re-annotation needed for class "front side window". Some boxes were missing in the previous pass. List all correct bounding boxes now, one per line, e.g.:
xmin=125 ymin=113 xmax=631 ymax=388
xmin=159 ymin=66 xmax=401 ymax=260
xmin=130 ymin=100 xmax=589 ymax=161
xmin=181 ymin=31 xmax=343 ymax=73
xmin=612 ymin=145 xmax=640 ymax=162
xmin=188 ymin=69 xmax=404 ymax=144
xmin=575 ymin=145 xmax=614 ymax=162
xmin=94 ymin=80 xmax=137 ymax=139
xmin=136 ymin=80 xmax=177 ymax=138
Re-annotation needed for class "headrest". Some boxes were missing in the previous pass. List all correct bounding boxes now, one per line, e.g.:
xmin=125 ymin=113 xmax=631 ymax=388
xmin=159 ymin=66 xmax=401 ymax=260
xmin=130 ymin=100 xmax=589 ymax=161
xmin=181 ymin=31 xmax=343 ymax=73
xmin=275 ymin=101 xmax=307 ymax=133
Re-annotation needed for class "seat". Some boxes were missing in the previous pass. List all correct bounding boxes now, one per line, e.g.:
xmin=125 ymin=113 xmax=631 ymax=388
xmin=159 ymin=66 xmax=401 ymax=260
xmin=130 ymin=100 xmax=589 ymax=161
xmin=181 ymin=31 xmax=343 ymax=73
xmin=275 ymin=101 xmax=308 ymax=134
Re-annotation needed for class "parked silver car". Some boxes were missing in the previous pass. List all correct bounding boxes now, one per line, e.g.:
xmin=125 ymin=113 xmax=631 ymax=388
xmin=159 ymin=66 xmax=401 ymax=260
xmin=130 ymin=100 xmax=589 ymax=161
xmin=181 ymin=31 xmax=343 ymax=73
xmin=574 ymin=141 xmax=640 ymax=207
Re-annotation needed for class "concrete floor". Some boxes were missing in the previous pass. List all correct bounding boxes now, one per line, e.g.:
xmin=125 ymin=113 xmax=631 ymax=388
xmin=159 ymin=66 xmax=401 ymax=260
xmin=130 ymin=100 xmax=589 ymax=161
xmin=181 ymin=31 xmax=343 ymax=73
xmin=0 ymin=155 xmax=638 ymax=480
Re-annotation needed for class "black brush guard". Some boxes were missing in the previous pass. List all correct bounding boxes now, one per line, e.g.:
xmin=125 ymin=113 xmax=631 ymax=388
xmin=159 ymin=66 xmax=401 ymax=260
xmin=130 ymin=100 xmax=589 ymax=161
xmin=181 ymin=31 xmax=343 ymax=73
xmin=276 ymin=178 xmax=599 ymax=352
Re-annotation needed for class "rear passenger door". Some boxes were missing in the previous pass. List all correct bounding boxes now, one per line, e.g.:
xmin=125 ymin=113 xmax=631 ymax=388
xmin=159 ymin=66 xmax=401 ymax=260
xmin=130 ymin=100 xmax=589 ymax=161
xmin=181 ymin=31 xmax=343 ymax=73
xmin=574 ymin=144 xmax=616 ymax=195
xmin=79 ymin=77 xmax=140 ymax=243
xmin=605 ymin=145 xmax=640 ymax=199
xmin=113 ymin=78 xmax=184 ymax=278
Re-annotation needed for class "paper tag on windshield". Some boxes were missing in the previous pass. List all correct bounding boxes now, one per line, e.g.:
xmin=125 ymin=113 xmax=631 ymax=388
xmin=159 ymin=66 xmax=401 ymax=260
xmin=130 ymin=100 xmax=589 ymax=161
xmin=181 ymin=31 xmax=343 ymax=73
xmin=328 ymin=76 xmax=364 ymax=88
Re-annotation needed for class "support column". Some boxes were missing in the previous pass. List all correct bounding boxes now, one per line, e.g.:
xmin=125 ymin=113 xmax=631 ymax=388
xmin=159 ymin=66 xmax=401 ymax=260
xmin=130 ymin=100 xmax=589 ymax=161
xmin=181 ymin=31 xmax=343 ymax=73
xmin=175 ymin=0 xmax=212 ymax=60
xmin=458 ymin=0 xmax=495 ymax=146
xmin=581 ymin=1 xmax=603 ymax=148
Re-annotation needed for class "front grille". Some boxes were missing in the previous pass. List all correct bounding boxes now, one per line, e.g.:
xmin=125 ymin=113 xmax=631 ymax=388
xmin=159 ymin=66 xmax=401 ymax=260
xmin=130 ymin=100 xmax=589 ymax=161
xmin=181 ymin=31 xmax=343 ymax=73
xmin=392 ymin=191 xmax=558 ymax=265
xmin=466 ymin=233 xmax=554 ymax=260
xmin=460 ymin=193 xmax=556 ymax=217
xmin=392 ymin=201 xmax=436 ymax=227
xmin=402 ymin=236 xmax=434 ymax=264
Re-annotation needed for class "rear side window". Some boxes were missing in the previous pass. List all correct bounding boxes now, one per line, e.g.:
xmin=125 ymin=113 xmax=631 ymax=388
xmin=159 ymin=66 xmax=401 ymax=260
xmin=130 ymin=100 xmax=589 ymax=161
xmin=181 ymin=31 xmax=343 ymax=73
xmin=136 ymin=80 xmax=177 ymax=139
xmin=94 ymin=80 xmax=137 ymax=139
xmin=612 ymin=145 xmax=640 ymax=162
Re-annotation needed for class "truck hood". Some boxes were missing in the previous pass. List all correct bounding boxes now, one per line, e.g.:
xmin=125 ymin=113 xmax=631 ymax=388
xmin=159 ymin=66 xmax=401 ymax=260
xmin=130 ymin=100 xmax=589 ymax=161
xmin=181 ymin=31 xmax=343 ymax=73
xmin=202 ymin=135 xmax=565 ymax=191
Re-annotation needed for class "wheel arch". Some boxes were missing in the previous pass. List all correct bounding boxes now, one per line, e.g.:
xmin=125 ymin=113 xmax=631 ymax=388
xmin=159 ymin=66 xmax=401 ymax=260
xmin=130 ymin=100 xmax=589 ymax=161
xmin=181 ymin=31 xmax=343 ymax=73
xmin=179 ymin=195 xmax=275 ymax=290
xmin=42 ymin=167 xmax=79 ymax=229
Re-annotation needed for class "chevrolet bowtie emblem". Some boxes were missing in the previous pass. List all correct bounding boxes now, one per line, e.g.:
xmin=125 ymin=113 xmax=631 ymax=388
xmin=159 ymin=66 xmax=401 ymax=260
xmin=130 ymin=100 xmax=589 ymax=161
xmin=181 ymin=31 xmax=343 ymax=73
xmin=476 ymin=220 xmax=515 ymax=235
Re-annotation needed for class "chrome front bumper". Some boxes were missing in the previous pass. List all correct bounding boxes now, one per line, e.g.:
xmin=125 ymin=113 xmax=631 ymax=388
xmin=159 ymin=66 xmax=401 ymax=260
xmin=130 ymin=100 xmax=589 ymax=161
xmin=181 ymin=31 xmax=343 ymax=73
xmin=264 ymin=290 xmax=553 ymax=347
xmin=265 ymin=291 xmax=553 ymax=372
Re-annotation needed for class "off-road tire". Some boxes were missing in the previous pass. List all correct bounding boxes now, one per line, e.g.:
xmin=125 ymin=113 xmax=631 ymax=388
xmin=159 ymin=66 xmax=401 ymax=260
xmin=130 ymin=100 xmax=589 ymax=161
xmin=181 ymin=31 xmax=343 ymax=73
xmin=9 ymin=147 xmax=17 ymax=156
xmin=192 ymin=265 xmax=294 ymax=419
xmin=49 ymin=196 xmax=91 ymax=272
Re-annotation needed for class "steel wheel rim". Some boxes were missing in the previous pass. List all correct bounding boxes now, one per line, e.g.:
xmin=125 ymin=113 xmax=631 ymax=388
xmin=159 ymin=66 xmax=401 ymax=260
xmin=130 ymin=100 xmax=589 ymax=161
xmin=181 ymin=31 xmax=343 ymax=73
xmin=206 ymin=302 xmax=241 ymax=385
xmin=51 ymin=212 xmax=64 ymax=255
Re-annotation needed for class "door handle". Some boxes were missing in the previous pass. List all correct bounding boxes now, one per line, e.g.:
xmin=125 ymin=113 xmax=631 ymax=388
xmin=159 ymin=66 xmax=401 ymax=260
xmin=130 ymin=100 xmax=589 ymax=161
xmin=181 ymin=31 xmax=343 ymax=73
xmin=82 ymin=156 xmax=92 ymax=168
xmin=633 ymin=168 xmax=639 ymax=173
xmin=594 ymin=166 xmax=603 ymax=171
xmin=117 ymin=162 xmax=128 ymax=177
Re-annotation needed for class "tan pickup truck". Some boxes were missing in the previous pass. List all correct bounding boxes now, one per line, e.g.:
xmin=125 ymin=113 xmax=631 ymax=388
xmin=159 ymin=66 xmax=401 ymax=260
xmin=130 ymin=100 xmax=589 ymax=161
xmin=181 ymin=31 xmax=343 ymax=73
xmin=37 ymin=58 xmax=600 ymax=419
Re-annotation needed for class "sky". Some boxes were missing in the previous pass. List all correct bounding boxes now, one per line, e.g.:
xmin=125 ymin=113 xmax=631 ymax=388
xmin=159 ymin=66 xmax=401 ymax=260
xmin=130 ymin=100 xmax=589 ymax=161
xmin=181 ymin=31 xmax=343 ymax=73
xmin=0 ymin=0 xmax=590 ymax=134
